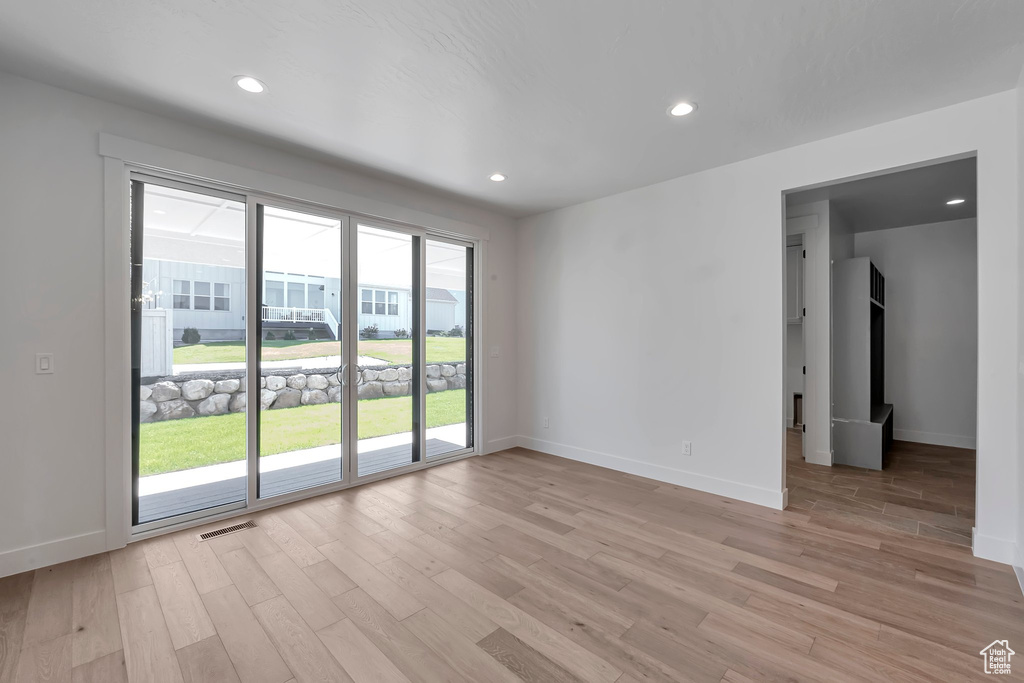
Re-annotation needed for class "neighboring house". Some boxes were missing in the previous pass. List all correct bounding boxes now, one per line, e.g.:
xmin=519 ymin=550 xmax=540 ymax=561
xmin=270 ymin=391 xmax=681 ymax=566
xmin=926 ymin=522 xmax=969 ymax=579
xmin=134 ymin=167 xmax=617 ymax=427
xmin=142 ymin=258 xmax=463 ymax=341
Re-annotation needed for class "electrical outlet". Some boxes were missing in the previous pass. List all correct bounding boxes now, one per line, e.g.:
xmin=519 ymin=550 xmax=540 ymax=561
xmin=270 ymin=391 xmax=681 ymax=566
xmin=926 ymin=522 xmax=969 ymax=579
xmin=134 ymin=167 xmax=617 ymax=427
xmin=682 ymin=440 xmax=692 ymax=456
xmin=543 ymin=417 xmax=550 ymax=429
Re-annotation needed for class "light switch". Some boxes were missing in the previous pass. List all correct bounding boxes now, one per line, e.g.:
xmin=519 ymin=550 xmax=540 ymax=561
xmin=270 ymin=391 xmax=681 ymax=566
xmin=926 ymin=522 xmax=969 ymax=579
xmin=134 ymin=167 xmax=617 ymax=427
xmin=489 ymin=346 xmax=500 ymax=358
xmin=36 ymin=353 xmax=54 ymax=374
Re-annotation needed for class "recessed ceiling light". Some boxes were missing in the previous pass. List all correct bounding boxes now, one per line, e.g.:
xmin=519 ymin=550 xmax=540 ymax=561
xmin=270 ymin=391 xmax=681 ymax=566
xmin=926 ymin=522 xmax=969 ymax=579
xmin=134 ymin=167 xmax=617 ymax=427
xmin=153 ymin=209 xmax=166 ymax=215
xmin=668 ymin=101 xmax=697 ymax=117
xmin=946 ymin=198 xmax=965 ymax=205
xmin=234 ymin=76 xmax=266 ymax=93
xmin=489 ymin=173 xmax=507 ymax=182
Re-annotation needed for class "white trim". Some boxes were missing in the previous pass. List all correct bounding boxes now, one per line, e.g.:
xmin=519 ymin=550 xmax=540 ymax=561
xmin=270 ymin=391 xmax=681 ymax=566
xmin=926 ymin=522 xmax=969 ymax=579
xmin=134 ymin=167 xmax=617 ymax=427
xmin=99 ymin=134 xmax=492 ymax=242
xmin=1013 ymin=564 xmax=1024 ymax=599
xmin=484 ymin=435 xmax=520 ymax=454
xmin=517 ymin=435 xmax=787 ymax=509
xmin=0 ymin=531 xmax=107 ymax=578
xmin=972 ymin=530 xmax=1018 ymax=565
xmin=892 ymin=430 xmax=976 ymax=450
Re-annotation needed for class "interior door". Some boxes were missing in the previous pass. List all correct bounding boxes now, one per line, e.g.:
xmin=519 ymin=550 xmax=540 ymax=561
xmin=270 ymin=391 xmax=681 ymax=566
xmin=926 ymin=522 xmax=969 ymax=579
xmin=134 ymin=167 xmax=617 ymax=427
xmin=255 ymin=203 xmax=347 ymax=499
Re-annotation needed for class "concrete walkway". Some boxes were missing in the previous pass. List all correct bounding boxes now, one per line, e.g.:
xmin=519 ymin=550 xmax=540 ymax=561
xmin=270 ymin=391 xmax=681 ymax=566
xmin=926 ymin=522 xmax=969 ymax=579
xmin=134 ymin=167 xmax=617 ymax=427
xmin=173 ymin=354 xmax=388 ymax=375
xmin=138 ymin=423 xmax=467 ymax=496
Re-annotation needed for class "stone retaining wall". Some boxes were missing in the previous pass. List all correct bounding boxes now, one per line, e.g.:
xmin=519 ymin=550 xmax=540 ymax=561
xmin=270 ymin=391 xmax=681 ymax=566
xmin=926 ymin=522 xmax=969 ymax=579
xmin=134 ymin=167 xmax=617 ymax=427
xmin=140 ymin=363 xmax=467 ymax=423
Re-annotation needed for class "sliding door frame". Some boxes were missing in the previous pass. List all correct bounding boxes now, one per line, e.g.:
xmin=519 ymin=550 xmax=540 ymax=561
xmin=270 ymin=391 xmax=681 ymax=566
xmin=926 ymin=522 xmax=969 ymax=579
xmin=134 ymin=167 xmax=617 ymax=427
xmin=122 ymin=164 xmax=482 ymax=541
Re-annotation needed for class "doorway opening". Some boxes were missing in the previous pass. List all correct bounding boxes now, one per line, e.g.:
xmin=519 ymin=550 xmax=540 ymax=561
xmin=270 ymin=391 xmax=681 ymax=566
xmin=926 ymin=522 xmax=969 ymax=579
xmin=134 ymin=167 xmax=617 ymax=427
xmin=782 ymin=155 xmax=978 ymax=546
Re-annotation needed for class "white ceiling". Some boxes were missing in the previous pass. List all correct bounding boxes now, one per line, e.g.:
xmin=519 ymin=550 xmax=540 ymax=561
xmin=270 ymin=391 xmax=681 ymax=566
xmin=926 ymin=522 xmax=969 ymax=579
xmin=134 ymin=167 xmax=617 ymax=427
xmin=2 ymin=1 xmax=1022 ymax=217
xmin=787 ymin=156 xmax=977 ymax=232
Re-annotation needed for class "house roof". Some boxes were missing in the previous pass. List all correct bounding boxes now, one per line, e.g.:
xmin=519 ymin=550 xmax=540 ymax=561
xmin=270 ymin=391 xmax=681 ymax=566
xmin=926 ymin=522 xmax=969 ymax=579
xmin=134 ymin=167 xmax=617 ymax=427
xmin=426 ymin=287 xmax=458 ymax=303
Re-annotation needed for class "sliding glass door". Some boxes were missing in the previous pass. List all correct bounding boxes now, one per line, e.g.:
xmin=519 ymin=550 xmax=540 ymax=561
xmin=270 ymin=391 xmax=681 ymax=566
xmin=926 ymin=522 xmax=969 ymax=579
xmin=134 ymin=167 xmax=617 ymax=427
xmin=354 ymin=222 xmax=420 ymax=477
xmin=257 ymin=204 xmax=346 ymax=499
xmin=131 ymin=177 xmax=249 ymax=527
xmin=130 ymin=173 xmax=475 ymax=532
xmin=425 ymin=238 xmax=473 ymax=458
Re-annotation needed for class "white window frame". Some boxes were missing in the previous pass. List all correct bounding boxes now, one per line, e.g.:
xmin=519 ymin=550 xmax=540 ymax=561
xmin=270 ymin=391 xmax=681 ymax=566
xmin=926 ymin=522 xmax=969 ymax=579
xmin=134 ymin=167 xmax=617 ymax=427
xmin=102 ymin=134 xmax=488 ymax=552
xmin=193 ymin=281 xmax=212 ymax=310
xmin=172 ymin=279 xmax=191 ymax=309
xmin=214 ymin=283 xmax=231 ymax=311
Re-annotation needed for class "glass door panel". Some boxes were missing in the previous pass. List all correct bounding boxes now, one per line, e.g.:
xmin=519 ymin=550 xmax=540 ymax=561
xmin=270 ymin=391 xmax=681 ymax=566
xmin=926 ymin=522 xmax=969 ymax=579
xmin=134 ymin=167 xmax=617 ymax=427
xmin=132 ymin=179 xmax=248 ymax=526
xmin=355 ymin=224 xmax=419 ymax=476
xmin=257 ymin=205 xmax=344 ymax=498
xmin=425 ymin=239 xmax=472 ymax=457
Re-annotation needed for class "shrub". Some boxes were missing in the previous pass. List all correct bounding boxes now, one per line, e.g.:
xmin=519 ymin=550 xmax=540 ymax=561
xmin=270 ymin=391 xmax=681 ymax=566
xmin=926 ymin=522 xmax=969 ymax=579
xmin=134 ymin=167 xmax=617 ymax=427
xmin=446 ymin=325 xmax=463 ymax=338
xmin=265 ymin=331 xmax=276 ymax=341
xmin=361 ymin=324 xmax=379 ymax=339
xmin=181 ymin=327 xmax=201 ymax=344
xmin=393 ymin=328 xmax=408 ymax=339
xmin=308 ymin=327 xmax=319 ymax=340
xmin=283 ymin=330 xmax=297 ymax=341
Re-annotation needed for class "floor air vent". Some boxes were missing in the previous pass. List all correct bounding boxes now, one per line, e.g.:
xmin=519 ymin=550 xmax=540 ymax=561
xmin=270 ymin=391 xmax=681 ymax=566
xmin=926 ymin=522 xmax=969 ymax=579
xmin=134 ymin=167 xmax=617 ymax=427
xmin=198 ymin=520 xmax=257 ymax=541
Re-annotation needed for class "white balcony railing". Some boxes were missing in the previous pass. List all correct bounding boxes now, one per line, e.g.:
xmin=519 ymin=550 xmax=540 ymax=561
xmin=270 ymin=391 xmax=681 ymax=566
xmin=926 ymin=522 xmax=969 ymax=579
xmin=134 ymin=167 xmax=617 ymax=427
xmin=262 ymin=306 xmax=327 ymax=323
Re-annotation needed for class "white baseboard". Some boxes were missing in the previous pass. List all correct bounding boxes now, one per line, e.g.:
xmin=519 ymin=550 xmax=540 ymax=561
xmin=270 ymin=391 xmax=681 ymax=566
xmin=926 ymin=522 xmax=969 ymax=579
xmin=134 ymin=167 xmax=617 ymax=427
xmin=517 ymin=435 xmax=786 ymax=510
xmin=893 ymin=429 xmax=976 ymax=449
xmin=0 ymin=530 xmax=107 ymax=579
xmin=973 ymin=530 xmax=1018 ymax=565
xmin=786 ymin=417 xmax=794 ymax=429
xmin=805 ymin=449 xmax=832 ymax=466
xmin=484 ymin=435 xmax=521 ymax=454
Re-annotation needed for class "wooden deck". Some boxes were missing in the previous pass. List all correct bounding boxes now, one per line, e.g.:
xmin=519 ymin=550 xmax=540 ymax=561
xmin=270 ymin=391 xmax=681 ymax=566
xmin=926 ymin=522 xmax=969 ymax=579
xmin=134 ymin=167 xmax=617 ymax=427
xmin=138 ymin=438 xmax=464 ymax=524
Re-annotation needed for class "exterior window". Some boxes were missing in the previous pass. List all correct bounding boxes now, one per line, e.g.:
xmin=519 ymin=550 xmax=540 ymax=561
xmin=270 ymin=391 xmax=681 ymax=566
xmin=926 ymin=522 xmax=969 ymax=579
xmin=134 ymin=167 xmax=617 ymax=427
xmin=287 ymin=282 xmax=304 ymax=308
xmin=264 ymin=280 xmax=284 ymax=307
xmin=194 ymin=281 xmax=211 ymax=310
xmin=361 ymin=288 xmax=373 ymax=314
xmin=387 ymin=291 xmax=399 ymax=316
xmin=173 ymin=280 xmax=190 ymax=309
xmin=214 ymin=283 xmax=230 ymax=311
xmin=374 ymin=289 xmax=386 ymax=315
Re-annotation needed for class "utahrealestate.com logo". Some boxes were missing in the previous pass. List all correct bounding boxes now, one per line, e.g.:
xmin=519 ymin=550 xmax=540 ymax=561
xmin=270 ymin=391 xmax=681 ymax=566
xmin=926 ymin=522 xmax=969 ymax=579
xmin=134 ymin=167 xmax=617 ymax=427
xmin=980 ymin=640 xmax=1015 ymax=675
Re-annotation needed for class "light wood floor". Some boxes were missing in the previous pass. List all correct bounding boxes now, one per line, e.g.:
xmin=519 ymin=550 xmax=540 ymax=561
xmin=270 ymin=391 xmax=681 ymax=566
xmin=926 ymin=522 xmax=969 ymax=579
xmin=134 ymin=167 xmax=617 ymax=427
xmin=786 ymin=429 xmax=977 ymax=547
xmin=2 ymin=448 xmax=1022 ymax=682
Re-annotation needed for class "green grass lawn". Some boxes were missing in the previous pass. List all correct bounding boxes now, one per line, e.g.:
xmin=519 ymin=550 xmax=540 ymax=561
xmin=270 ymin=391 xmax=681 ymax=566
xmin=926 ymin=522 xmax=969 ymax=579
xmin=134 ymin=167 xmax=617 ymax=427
xmin=139 ymin=390 xmax=467 ymax=476
xmin=172 ymin=337 xmax=465 ymax=365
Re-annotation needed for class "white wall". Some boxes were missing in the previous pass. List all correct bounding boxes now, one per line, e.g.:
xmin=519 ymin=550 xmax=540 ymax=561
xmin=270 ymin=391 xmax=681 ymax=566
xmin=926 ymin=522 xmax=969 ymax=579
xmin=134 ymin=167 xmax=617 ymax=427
xmin=853 ymin=219 xmax=978 ymax=448
xmin=0 ymin=71 xmax=519 ymax=576
xmin=1017 ymin=65 xmax=1024 ymax=574
xmin=516 ymin=90 xmax=1019 ymax=563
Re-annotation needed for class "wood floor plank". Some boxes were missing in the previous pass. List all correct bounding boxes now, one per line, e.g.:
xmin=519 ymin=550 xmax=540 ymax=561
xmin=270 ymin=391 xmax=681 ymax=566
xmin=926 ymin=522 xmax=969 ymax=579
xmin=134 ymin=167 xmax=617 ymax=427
xmin=432 ymin=568 xmax=621 ymax=683
xmin=252 ymin=595 xmax=353 ymax=683
xmin=255 ymin=552 xmax=344 ymax=632
xmin=402 ymin=608 xmax=520 ymax=683
xmin=316 ymin=618 xmax=411 ymax=683
xmin=115 ymin=585 xmax=184 ymax=683
xmin=318 ymin=541 xmax=423 ymax=621
xmin=172 ymin=534 xmax=233 ymax=595
xmin=333 ymin=588 xmax=463 ymax=683
xmin=150 ymin=561 xmax=218 ymax=650
xmin=109 ymin=544 xmax=153 ymax=595
xmin=0 ymin=571 xmax=34 ymax=681
xmin=1 ymin=446 xmax=1009 ymax=683
xmin=200 ymin=585 xmax=293 ymax=683
xmin=70 ymin=553 xmax=122 ymax=667
xmin=219 ymin=547 xmax=281 ymax=606
xmin=15 ymin=633 xmax=72 ymax=683
xmin=23 ymin=562 xmax=76 ymax=649
xmin=376 ymin=557 xmax=498 ymax=642
xmin=259 ymin=514 xmax=327 ymax=568
xmin=303 ymin=560 xmax=358 ymax=598
xmin=477 ymin=626 xmax=586 ymax=683
xmin=71 ymin=649 xmax=127 ymax=683
xmin=176 ymin=636 xmax=240 ymax=683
